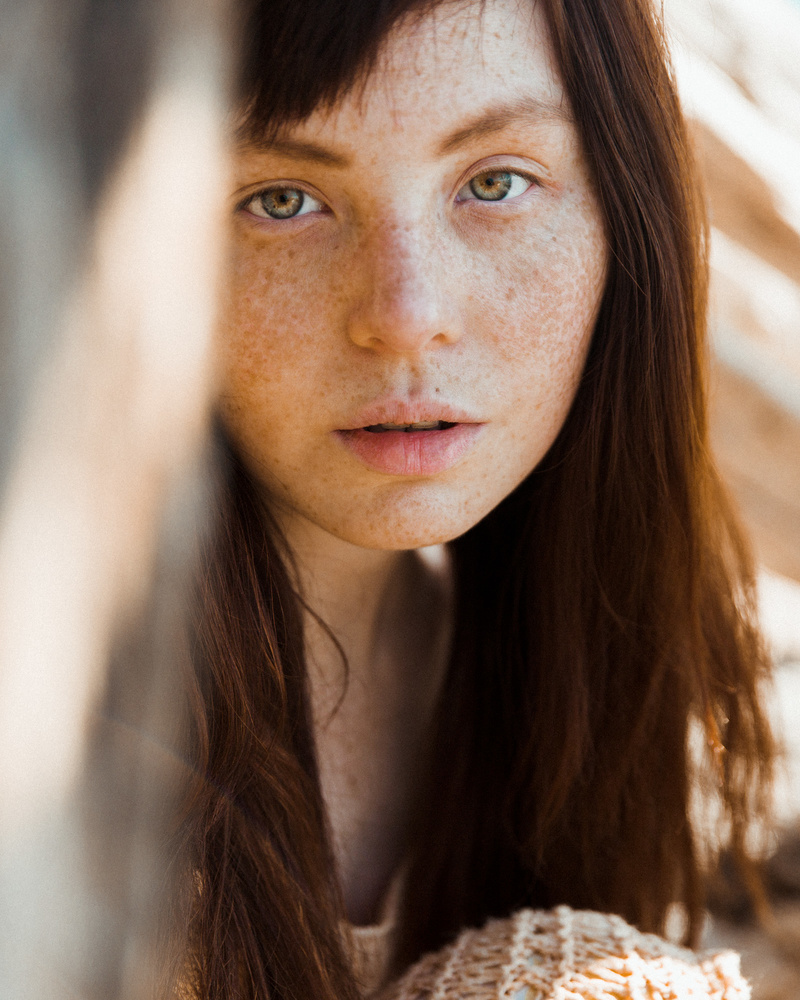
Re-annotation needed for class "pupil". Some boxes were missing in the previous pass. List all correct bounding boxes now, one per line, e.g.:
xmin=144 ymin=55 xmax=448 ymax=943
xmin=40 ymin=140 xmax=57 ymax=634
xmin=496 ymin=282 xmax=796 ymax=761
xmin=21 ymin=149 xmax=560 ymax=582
xmin=261 ymin=188 xmax=303 ymax=218
xmin=471 ymin=171 xmax=512 ymax=201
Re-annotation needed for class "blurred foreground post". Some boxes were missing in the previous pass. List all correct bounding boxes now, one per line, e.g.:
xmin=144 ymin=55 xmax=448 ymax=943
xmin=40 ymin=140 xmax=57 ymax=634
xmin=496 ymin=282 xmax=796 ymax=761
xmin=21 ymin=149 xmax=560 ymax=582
xmin=0 ymin=1 xmax=229 ymax=995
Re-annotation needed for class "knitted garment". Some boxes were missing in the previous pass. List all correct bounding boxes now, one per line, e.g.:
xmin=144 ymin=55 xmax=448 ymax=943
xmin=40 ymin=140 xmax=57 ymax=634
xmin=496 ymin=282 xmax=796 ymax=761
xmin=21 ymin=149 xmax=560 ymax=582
xmin=349 ymin=892 xmax=399 ymax=994
xmin=369 ymin=907 xmax=749 ymax=1000
xmin=351 ymin=918 xmax=398 ymax=995
xmin=176 ymin=903 xmax=748 ymax=998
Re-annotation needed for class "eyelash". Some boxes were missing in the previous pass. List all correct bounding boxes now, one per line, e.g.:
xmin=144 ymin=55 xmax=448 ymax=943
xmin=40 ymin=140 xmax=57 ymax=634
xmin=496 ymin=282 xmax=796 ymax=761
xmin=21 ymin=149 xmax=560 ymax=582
xmin=236 ymin=166 xmax=539 ymax=223
xmin=456 ymin=168 xmax=539 ymax=203
xmin=237 ymin=186 xmax=326 ymax=221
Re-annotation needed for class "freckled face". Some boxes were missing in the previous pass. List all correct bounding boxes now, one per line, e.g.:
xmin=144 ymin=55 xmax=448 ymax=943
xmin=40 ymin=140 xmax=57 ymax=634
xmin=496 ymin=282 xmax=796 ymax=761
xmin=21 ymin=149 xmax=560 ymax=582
xmin=218 ymin=0 xmax=607 ymax=550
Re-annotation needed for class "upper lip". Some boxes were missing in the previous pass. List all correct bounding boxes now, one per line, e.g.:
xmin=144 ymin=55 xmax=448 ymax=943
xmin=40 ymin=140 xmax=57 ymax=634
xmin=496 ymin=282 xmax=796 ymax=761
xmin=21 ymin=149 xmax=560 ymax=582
xmin=337 ymin=398 xmax=484 ymax=431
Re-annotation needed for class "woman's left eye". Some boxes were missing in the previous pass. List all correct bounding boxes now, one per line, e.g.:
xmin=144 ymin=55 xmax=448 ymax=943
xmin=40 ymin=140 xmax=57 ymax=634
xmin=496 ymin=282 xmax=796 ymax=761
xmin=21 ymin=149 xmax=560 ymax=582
xmin=240 ymin=186 xmax=325 ymax=220
xmin=457 ymin=170 xmax=534 ymax=203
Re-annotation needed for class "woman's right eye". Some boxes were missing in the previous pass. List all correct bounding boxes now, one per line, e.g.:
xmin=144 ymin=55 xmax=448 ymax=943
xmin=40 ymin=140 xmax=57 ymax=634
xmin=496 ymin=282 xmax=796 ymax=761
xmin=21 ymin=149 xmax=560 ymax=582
xmin=241 ymin=186 xmax=325 ymax=220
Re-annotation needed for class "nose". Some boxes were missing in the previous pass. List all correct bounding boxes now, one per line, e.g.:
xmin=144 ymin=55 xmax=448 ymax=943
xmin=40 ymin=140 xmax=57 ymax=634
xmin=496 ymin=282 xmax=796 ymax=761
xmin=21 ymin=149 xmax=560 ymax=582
xmin=346 ymin=221 xmax=463 ymax=355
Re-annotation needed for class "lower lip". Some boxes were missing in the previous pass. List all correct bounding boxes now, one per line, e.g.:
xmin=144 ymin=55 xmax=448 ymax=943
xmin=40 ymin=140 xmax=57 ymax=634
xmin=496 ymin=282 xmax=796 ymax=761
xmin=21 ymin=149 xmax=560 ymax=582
xmin=334 ymin=424 xmax=485 ymax=476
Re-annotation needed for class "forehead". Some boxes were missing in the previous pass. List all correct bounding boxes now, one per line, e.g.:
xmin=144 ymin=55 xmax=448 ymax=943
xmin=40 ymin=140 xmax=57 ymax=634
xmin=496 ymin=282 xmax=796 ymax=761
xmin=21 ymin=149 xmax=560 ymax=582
xmin=260 ymin=0 xmax=569 ymax=153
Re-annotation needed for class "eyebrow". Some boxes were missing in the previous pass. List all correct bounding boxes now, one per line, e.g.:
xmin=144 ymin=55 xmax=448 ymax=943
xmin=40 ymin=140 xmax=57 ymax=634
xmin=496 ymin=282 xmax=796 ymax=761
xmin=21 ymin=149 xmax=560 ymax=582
xmin=238 ymin=135 xmax=351 ymax=168
xmin=437 ymin=95 xmax=573 ymax=154
xmin=239 ymin=94 xmax=572 ymax=165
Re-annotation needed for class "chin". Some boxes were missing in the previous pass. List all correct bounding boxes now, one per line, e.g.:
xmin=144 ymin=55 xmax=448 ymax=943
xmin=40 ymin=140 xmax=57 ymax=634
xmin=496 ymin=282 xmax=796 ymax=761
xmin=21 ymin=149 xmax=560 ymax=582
xmin=315 ymin=489 xmax=498 ymax=551
xmin=336 ymin=523 xmax=464 ymax=551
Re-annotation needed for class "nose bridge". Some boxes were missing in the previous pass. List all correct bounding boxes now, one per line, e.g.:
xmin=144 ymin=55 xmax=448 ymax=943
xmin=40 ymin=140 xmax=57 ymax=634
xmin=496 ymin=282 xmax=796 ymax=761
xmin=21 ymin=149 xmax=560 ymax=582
xmin=347 ymin=212 xmax=460 ymax=353
xmin=374 ymin=218 xmax=431 ymax=299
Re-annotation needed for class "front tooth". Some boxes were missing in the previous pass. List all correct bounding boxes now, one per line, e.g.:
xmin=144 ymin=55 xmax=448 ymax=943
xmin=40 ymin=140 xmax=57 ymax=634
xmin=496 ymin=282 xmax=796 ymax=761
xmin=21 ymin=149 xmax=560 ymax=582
xmin=378 ymin=421 xmax=441 ymax=431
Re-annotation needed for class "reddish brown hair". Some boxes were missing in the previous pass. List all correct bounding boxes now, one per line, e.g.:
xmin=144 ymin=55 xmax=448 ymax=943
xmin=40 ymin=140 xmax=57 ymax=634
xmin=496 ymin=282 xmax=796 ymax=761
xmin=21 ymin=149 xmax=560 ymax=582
xmin=173 ymin=1 xmax=775 ymax=996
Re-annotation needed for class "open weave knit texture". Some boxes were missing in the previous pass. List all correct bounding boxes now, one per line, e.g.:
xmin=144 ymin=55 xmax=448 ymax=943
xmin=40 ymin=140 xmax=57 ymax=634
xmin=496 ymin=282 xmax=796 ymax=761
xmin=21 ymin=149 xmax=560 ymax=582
xmin=371 ymin=907 xmax=749 ymax=1000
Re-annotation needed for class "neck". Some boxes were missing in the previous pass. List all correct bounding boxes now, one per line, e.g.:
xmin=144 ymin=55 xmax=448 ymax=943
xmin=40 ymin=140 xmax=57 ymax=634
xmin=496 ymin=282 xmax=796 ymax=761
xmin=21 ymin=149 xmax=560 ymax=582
xmin=278 ymin=512 xmax=411 ymax=688
xmin=274 ymin=509 xmax=452 ymax=924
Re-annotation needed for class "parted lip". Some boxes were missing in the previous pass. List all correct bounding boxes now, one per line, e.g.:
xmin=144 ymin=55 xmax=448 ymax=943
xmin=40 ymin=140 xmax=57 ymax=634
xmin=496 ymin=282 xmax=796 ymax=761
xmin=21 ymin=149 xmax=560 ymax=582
xmin=337 ymin=398 xmax=484 ymax=431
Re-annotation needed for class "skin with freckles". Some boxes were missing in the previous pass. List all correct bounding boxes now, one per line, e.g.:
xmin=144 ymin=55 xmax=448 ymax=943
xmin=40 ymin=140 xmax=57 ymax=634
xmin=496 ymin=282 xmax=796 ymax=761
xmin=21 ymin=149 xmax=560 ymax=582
xmin=216 ymin=0 xmax=609 ymax=925
xmin=218 ymin=0 xmax=608 ymax=554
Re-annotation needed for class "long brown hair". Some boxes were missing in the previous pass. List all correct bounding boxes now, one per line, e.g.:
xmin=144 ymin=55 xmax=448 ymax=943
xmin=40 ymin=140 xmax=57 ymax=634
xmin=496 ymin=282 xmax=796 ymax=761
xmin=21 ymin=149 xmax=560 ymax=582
xmin=174 ymin=1 xmax=775 ymax=996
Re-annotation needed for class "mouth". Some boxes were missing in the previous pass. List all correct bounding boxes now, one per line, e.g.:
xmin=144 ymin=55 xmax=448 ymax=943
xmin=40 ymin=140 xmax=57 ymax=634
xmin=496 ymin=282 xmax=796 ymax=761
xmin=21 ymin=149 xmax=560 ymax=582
xmin=333 ymin=397 xmax=485 ymax=475
xmin=363 ymin=420 xmax=457 ymax=433
xmin=334 ymin=420 xmax=483 ymax=476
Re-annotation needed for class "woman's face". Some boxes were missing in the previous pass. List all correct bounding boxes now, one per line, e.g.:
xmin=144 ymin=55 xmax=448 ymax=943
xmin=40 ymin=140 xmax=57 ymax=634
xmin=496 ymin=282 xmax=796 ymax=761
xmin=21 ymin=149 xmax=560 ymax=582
xmin=218 ymin=0 xmax=607 ymax=550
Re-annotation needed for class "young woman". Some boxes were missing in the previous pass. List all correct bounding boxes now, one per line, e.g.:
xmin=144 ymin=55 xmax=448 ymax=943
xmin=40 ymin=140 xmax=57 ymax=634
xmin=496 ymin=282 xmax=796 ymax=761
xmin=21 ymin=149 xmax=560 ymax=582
xmin=175 ymin=0 xmax=775 ymax=996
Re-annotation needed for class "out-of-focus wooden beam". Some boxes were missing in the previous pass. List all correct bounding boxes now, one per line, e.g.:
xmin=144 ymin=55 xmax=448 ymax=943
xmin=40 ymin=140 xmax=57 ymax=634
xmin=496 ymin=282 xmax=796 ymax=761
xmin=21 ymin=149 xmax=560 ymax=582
xmin=0 ymin=1 xmax=230 ymax=995
xmin=709 ymin=361 xmax=800 ymax=584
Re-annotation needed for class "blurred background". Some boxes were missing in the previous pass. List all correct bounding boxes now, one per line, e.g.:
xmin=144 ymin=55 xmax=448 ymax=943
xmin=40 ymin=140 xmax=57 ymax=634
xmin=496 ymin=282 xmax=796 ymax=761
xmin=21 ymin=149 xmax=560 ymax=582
xmin=666 ymin=1 xmax=800 ymax=995
xmin=0 ymin=0 xmax=228 ymax=995
xmin=0 ymin=0 xmax=798 ymax=996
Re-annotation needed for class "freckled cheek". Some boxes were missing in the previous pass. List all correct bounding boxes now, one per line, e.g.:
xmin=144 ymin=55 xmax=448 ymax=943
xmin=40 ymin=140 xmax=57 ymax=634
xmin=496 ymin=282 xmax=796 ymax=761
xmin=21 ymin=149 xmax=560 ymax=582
xmin=462 ymin=229 xmax=605 ymax=446
xmin=217 ymin=245 xmax=345 ymax=397
xmin=476 ymin=219 xmax=606 ymax=377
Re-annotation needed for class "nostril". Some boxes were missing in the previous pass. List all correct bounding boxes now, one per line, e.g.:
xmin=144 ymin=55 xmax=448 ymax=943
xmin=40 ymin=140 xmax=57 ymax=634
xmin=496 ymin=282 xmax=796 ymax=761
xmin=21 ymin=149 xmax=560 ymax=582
xmin=345 ymin=298 xmax=463 ymax=354
xmin=345 ymin=248 xmax=463 ymax=352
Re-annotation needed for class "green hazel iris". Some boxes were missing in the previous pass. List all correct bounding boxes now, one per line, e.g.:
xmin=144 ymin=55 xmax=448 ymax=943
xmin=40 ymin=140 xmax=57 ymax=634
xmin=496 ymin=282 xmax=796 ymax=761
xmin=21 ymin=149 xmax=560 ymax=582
xmin=469 ymin=171 xmax=513 ymax=200
xmin=260 ymin=188 xmax=304 ymax=219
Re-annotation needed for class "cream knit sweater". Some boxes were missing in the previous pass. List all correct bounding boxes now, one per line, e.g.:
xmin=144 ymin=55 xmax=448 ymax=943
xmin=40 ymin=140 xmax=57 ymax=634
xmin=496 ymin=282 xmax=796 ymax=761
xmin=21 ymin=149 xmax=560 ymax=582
xmin=349 ymin=906 xmax=749 ymax=1000
xmin=178 ymin=877 xmax=748 ymax=998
